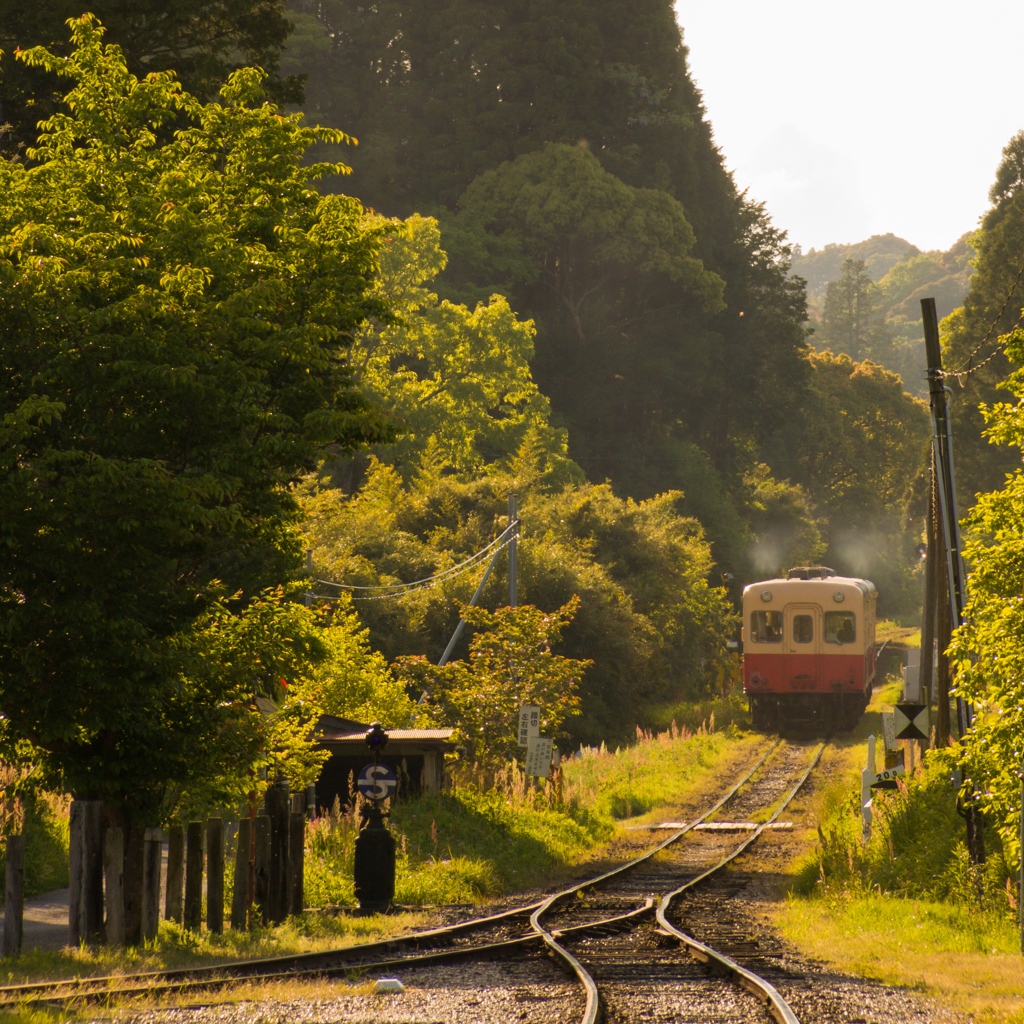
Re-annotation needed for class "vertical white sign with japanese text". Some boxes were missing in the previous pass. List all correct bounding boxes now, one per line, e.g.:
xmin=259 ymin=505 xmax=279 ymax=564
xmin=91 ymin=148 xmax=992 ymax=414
xmin=518 ymin=705 xmax=540 ymax=747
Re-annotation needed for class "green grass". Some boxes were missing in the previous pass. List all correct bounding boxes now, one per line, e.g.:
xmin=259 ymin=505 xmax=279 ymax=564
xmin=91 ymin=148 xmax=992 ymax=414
xmin=775 ymin=671 xmax=1024 ymax=1022
xmin=562 ymin=721 xmax=742 ymax=821
xmin=303 ymin=721 xmax=751 ymax=906
xmin=778 ymin=892 xmax=1024 ymax=1021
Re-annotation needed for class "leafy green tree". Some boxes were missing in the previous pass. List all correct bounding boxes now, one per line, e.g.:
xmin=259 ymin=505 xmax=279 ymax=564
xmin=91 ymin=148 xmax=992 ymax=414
xmin=339 ymin=213 xmax=579 ymax=481
xmin=942 ymin=129 xmax=1024 ymax=502
xmin=0 ymin=1 xmax=302 ymax=154
xmin=395 ymin=599 xmax=587 ymax=770
xmin=790 ymin=233 xmax=918 ymax=304
xmin=295 ymin=597 xmax=422 ymax=728
xmin=949 ymin=323 xmax=1024 ymax=872
xmin=446 ymin=144 xmax=725 ymax=344
xmin=816 ymin=258 xmax=894 ymax=363
xmin=0 ymin=18 xmax=391 ymax=937
xmin=743 ymin=464 xmax=823 ymax=578
xmin=300 ymin=454 xmax=735 ymax=743
xmin=287 ymin=0 xmax=812 ymax=568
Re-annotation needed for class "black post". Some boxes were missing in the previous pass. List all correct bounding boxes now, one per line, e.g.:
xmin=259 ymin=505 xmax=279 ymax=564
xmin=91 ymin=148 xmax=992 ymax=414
xmin=353 ymin=724 xmax=396 ymax=913
xmin=206 ymin=818 xmax=224 ymax=934
xmin=3 ymin=834 xmax=24 ymax=957
xmin=165 ymin=824 xmax=184 ymax=924
xmin=184 ymin=821 xmax=204 ymax=931
xmin=254 ymin=812 xmax=271 ymax=925
xmin=231 ymin=818 xmax=251 ymax=931
xmin=142 ymin=827 xmax=162 ymax=942
xmin=920 ymin=455 xmax=937 ymax=717
xmin=264 ymin=782 xmax=290 ymax=924
xmin=922 ymin=297 xmax=983 ymax=866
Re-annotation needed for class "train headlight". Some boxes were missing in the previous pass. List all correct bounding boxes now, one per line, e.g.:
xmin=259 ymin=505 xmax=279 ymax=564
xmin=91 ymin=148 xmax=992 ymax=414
xmin=760 ymin=590 xmax=772 ymax=602
xmin=833 ymin=591 xmax=845 ymax=602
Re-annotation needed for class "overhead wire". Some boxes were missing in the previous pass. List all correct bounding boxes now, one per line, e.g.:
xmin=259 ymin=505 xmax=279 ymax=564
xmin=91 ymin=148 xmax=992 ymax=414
xmin=938 ymin=247 xmax=1024 ymax=387
xmin=308 ymin=522 xmax=519 ymax=602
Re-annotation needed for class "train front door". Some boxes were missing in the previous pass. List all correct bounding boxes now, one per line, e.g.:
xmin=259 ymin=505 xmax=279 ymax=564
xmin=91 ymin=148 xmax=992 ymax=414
xmin=783 ymin=604 xmax=821 ymax=691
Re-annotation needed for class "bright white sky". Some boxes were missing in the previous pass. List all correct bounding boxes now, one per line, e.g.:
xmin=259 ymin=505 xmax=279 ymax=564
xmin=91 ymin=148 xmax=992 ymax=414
xmin=675 ymin=0 xmax=1024 ymax=254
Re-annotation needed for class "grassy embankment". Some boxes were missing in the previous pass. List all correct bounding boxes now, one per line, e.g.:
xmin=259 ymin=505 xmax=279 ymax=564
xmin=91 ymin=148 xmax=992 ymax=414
xmin=0 ymin=696 xmax=761 ymax=997
xmin=774 ymin=623 xmax=1024 ymax=1023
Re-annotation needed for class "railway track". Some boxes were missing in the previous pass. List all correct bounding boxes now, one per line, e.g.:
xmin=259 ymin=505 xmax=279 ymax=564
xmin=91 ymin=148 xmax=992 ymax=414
xmin=0 ymin=738 xmax=825 ymax=1022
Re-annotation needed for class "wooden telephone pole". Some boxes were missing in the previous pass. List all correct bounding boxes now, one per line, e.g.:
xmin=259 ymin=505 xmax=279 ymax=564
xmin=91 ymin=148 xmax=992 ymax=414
xmin=921 ymin=297 xmax=982 ymax=863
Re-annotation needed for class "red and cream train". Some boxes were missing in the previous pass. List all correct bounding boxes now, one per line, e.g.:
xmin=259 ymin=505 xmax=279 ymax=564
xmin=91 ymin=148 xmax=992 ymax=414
xmin=742 ymin=566 xmax=877 ymax=732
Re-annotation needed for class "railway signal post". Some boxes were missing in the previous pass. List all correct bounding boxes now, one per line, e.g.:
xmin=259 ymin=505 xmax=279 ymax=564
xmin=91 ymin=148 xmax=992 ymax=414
xmin=353 ymin=723 xmax=397 ymax=913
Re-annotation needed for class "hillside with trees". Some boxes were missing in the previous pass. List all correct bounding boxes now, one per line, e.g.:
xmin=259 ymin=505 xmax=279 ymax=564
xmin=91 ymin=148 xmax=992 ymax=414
xmin=792 ymin=234 xmax=975 ymax=395
xmin=278 ymin=0 xmax=927 ymax=619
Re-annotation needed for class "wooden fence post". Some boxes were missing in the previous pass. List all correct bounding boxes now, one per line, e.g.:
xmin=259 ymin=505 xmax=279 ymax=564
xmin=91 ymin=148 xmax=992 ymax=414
xmin=206 ymin=818 xmax=223 ymax=934
xmin=184 ymin=821 xmax=204 ymax=932
xmin=165 ymin=824 xmax=184 ymax=924
xmin=264 ymin=782 xmax=290 ymax=924
xmin=103 ymin=826 xmax=125 ymax=947
xmin=142 ymin=828 xmax=162 ymax=943
xmin=253 ymin=812 xmax=271 ymax=926
xmin=231 ymin=818 xmax=251 ymax=931
xmin=289 ymin=811 xmax=304 ymax=916
xmin=68 ymin=800 xmax=104 ymax=946
xmin=3 ymin=834 xmax=25 ymax=957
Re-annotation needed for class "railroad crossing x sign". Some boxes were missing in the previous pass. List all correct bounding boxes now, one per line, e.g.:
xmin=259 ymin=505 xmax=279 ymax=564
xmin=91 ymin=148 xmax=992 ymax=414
xmin=357 ymin=763 xmax=397 ymax=801
xmin=894 ymin=702 xmax=929 ymax=742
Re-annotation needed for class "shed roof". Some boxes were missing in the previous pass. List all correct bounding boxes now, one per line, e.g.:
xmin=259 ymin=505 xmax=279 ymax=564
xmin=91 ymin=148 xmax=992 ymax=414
xmin=319 ymin=727 xmax=455 ymax=742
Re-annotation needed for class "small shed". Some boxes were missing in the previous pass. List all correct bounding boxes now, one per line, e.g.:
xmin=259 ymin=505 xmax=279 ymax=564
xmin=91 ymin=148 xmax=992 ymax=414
xmin=313 ymin=715 xmax=457 ymax=812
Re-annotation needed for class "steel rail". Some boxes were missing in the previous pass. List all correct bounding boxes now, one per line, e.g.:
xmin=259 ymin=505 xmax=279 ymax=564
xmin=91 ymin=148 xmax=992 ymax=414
xmin=654 ymin=741 xmax=826 ymax=1024
xmin=7 ymin=902 xmax=658 ymax=1009
xmin=0 ymin=739 xmax=784 ymax=1010
xmin=524 ymin=737 xmax=784 ymax=1024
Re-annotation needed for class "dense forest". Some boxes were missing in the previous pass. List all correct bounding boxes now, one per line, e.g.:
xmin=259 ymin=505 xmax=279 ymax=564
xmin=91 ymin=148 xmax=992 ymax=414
xmin=271 ymin=0 xmax=930 ymax=629
xmin=3 ymin=3 xmax=1021 ymax=765
xmin=791 ymin=233 xmax=974 ymax=397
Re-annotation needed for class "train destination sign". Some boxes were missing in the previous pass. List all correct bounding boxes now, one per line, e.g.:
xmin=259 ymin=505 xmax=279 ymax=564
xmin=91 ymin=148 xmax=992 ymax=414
xmin=357 ymin=763 xmax=397 ymax=800
xmin=894 ymin=702 xmax=930 ymax=742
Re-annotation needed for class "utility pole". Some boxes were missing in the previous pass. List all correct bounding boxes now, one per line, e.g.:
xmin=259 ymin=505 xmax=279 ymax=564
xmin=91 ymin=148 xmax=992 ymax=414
xmin=508 ymin=493 xmax=518 ymax=608
xmin=919 ymin=455 xmax=937 ymax=738
xmin=922 ymin=297 xmax=982 ymax=864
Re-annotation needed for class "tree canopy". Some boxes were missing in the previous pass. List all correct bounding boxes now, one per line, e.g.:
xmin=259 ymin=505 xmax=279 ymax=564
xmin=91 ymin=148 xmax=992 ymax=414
xmin=762 ymin=351 xmax=930 ymax=615
xmin=284 ymin=0 xmax=813 ymax=588
xmin=0 ymin=1 xmax=301 ymax=155
xmin=0 ymin=18 xmax=392 ymax=833
xmin=342 ymin=213 xmax=578 ymax=482
xmin=300 ymin=455 xmax=734 ymax=743
xmin=942 ymin=129 xmax=1024 ymax=501
xmin=815 ymin=258 xmax=893 ymax=364
xmin=950 ymin=322 xmax=1024 ymax=872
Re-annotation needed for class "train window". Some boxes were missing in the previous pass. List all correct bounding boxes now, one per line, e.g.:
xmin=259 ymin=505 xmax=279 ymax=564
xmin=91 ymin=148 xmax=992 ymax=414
xmin=824 ymin=611 xmax=856 ymax=644
xmin=750 ymin=611 xmax=782 ymax=643
xmin=793 ymin=615 xmax=813 ymax=643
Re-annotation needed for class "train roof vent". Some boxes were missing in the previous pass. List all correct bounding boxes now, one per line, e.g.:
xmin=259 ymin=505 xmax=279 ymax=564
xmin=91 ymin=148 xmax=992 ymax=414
xmin=787 ymin=566 xmax=836 ymax=580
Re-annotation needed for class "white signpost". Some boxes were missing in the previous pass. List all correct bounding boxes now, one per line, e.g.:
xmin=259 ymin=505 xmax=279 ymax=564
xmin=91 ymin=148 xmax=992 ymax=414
xmin=518 ymin=705 xmax=540 ymax=747
xmin=881 ymin=711 xmax=897 ymax=752
xmin=525 ymin=736 xmax=554 ymax=779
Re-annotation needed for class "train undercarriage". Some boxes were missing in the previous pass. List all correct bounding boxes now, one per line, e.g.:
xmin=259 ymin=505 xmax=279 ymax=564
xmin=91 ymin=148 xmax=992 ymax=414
xmin=749 ymin=687 xmax=869 ymax=734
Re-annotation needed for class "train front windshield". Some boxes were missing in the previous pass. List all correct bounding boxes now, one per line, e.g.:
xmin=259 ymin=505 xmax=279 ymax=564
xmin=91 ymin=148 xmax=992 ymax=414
xmin=750 ymin=611 xmax=782 ymax=643
xmin=824 ymin=611 xmax=856 ymax=644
